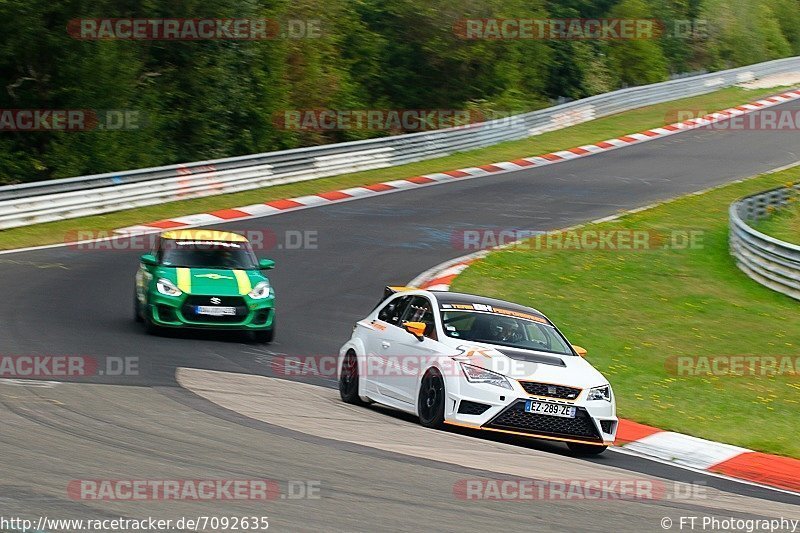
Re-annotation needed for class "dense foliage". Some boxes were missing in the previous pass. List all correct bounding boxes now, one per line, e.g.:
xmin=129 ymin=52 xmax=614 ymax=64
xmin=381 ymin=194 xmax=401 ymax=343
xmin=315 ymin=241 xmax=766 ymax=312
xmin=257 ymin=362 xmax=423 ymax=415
xmin=0 ymin=0 xmax=798 ymax=184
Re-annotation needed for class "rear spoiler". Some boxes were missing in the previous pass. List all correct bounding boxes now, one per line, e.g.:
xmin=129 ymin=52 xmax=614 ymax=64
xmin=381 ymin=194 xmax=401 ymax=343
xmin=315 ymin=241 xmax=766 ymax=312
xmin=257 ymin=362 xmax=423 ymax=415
xmin=374 ymin=285 xmax=416 ymax=310
xmin=383 ymin=285 xmax=415 ymax=300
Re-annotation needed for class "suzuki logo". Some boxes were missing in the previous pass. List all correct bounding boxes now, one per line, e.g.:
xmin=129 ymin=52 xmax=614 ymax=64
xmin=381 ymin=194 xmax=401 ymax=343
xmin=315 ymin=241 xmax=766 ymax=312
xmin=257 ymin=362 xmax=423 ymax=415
xmin=210 ymin=297 xmax=222 ymax=305
xmin=547 ymin=385 xmax=557 ymax=395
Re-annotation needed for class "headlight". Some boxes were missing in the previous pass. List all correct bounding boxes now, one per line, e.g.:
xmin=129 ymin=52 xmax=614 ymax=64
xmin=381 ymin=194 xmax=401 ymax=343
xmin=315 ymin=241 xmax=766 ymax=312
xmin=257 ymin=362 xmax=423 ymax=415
xmin=587 ymin=385 xmax=611 ymax=402
xmin=460 ymin=363 xmax=512 ymax=390
xmin=248 ymin=281 xmax=271 ymax=300
xmin=156 ymin=278 xmax=182 ymax=297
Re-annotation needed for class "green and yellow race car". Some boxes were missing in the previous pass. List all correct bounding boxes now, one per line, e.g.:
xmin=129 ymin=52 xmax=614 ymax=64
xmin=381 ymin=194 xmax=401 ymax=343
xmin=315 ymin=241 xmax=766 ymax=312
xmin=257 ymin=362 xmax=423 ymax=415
xmin=134 ymin=229 xmax=276 ymax=342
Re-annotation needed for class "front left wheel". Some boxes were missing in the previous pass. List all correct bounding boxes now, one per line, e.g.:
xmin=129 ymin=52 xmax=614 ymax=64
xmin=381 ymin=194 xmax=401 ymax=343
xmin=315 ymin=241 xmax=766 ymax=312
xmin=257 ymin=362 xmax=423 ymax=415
xmin=339 ymin=351 xmax=367 ymax=405
xmin=418 ymin=368 xmax=446 ymax=428
xmin=252 ymin=327 xmax=275 ymax=343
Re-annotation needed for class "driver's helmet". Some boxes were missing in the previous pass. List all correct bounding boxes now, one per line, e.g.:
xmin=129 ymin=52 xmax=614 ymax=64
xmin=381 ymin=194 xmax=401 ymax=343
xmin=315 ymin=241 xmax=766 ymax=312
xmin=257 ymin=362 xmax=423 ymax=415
xmin=212 ymin=248 xmax=237 ymax=267
xmin=490 ymin=317 xmax=519 ymax=340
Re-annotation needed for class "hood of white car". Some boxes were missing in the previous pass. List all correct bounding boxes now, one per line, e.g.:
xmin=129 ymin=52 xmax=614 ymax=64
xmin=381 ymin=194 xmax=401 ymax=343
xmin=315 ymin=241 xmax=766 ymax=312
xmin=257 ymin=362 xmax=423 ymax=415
xmin=448 ymin=341 xmax=609 ymax=389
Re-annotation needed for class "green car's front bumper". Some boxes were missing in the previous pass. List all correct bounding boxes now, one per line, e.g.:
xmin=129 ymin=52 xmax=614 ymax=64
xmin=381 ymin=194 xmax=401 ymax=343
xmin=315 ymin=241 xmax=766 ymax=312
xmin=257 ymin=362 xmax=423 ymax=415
xmin=147 ymin=292 xmax=275 ymax=331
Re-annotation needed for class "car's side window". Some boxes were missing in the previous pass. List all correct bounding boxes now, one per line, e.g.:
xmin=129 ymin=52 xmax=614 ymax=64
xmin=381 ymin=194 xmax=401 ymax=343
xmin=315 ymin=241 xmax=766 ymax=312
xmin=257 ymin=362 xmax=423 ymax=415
xmin=377 ymin=296 xmax=412 ymax=325
xmin=400 ymin=296 xmax=438 ymax=340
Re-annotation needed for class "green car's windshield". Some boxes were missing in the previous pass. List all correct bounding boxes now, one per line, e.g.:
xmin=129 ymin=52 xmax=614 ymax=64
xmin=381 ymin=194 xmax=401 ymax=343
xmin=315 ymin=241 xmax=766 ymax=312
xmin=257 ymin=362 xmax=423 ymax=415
xmin=441 ymin=310 xmax=574 ymax=355
xmin=158 ymin=239 xmax=258 ymax=270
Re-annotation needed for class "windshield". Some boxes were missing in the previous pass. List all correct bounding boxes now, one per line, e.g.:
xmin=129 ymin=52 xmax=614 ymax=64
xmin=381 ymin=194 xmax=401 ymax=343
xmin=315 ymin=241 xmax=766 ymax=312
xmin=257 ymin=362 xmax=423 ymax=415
xmin=441 ymin=310 xmax=573 ymax=355
xmin=158 ymin=239 xmax=258 ymax=270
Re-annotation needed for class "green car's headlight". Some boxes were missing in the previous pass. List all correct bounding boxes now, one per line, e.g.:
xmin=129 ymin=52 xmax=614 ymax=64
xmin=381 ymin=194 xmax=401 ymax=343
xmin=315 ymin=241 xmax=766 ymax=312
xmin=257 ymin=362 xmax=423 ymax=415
xmin=460 ymin=363 xmax=512 ymax=390
xmin=248 ymin=281 xmax=271 ymax=300
xmin=587 ymin=385 xmax=612 ymax=402
xmin=156 ymin=278 xmax=182 ymax=297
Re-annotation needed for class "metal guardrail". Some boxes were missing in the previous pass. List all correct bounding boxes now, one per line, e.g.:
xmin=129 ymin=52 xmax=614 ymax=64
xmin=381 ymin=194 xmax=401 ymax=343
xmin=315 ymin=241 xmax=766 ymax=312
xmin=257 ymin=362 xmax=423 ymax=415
xmin=2 ymin=56 xmax=800 ymax=229
xmin=730 ymin=182 xmax=800 ymax=301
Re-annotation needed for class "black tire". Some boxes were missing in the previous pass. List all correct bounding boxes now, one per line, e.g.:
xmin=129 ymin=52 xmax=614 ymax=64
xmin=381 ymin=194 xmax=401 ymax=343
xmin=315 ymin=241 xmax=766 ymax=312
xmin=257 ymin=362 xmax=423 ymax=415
xmin=418 ymin=368 xmax=446 ymax=428
xmin=143 ymin=307 xmax=161 ymax=336
xmin=144 ymin=318 xmax=160 ymax=335
xmin=252 ymin=327 xmax=275 ymax=343
xmin=567 ymin=442 xmax=608 ymax=456
xmin=339 ymin=351 xmax=366 ymax=405
xmin=252 ymin=315 xmax=275 ymax=343
xmin=133 ymin=290 xmax=143 ymax=323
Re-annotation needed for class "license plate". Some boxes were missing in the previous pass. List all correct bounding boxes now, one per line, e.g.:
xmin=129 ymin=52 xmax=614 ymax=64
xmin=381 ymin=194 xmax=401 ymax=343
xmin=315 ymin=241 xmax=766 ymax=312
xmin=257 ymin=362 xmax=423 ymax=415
xmin=525 ymin=400 xmax=576 ymax=418
xmin=195 ymin=306 xmax=237 ymax=316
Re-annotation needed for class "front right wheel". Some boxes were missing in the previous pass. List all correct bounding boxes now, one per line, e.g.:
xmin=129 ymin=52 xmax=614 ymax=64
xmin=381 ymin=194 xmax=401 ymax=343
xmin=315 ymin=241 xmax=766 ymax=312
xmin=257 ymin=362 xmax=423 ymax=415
xmin=133 ymin=290 xmax=143 ymax=323
xmin=418 ymin=368 xmax=446 ymax=428
xmin=143 ymin=312 xmax=161 ymax=336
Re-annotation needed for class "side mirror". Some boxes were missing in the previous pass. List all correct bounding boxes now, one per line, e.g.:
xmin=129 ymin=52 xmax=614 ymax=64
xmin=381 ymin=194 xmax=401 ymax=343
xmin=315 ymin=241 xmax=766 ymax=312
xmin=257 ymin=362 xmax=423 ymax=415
xmin=403 ymin=321 xmax=426 ymax=341
xmin=258 ymin=259 xmax=275 ymax=270
xmin=140 ymin=253 xmax=158 ymax=266
xmin=572 ymin=345 xmax=587 ymax=357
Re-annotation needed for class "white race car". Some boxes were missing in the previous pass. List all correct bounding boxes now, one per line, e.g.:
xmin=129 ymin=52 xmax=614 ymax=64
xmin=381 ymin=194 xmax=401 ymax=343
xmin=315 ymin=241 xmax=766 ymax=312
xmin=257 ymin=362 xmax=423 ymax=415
xmin=338 ymin=287 xmax=617 ymax=454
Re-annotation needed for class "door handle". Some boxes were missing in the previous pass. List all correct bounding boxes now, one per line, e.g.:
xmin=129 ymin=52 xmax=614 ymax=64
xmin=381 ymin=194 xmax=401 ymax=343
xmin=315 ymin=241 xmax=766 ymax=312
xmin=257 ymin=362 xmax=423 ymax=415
xmin=381 ymin=341 xmax=391 ymax=349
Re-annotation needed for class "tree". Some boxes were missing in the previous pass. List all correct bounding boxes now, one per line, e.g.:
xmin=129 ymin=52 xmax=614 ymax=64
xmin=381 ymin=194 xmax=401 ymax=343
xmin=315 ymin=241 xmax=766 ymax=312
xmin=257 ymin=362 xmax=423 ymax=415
xmin=607 ymin=0 xmax=669 ymax=85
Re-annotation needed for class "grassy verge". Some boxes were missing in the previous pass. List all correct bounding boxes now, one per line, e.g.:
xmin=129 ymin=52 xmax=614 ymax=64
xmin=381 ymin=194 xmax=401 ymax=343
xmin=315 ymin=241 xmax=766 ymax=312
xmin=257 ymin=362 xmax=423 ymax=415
xmin=752 ymin=197 xmax=800 ymax=245
xmin=0 ymin=85 xmax=790 ymax=251
xmin=452 ymin=168 xmax=800 ymax=458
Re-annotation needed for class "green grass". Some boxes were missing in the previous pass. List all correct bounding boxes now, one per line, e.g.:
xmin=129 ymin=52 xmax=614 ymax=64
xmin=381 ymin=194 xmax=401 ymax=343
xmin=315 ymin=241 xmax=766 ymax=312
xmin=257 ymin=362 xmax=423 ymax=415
xmin=451 ymin=168 xmax=800 ymax=458
xmin=0 ymin=86 xmax=790 ymax=251
xmin=752 ymin=195 xmax=800 ymax=245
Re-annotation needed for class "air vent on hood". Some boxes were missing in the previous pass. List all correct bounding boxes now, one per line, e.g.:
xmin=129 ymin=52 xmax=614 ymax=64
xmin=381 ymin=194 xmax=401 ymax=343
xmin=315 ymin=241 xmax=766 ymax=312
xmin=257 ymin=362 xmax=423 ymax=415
xmin=496 ymin=349 xmax=567 ymax=367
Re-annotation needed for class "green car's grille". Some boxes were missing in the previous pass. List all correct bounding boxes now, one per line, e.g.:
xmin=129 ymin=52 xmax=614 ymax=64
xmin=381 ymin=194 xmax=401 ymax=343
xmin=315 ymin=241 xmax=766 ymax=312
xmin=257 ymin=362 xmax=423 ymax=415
xmin=181 ymin=295 xmax=248 ymax=324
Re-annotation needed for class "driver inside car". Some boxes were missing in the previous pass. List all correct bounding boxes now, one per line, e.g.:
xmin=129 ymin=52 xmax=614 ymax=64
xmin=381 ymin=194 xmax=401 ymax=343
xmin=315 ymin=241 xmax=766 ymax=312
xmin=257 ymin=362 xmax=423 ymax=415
xmin=490 ymin=317 xmax=523 ymax=343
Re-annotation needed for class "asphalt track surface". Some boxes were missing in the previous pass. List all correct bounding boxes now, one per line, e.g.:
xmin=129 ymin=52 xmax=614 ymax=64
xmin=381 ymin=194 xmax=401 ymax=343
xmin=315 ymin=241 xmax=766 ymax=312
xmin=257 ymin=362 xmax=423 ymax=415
xmin=1 ymin=98 xmax=799 ymax=531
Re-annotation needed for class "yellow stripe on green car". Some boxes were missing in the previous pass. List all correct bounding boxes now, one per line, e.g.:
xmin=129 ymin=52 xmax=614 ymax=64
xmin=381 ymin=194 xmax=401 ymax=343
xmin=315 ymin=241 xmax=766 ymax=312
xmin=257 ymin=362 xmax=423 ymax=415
xmin=233 ymin=270 xmax=252 ymax=295
xmin=176 ymin=268 xmax=192 ymax=293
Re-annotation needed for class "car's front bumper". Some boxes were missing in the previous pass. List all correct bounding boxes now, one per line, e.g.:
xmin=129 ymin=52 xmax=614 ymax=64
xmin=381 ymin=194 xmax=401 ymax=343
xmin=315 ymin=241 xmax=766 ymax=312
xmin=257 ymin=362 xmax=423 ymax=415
xmin=147 ymin=292 xmax=275 ymax=330
xmin=444 ymin=379 xmax=617 ymax=446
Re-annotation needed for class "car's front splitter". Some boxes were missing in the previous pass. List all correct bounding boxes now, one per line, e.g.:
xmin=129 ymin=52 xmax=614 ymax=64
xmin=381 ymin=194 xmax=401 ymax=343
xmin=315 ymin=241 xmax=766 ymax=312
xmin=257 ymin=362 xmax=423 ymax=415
xmin=444 ymin=419 xmax=615 ymax=446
